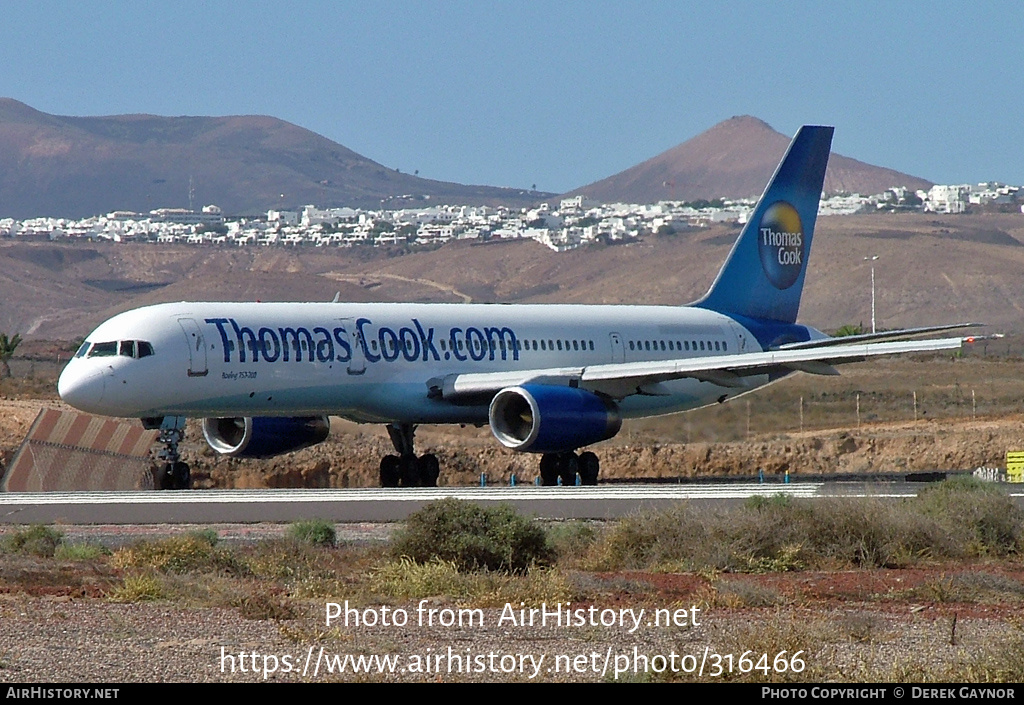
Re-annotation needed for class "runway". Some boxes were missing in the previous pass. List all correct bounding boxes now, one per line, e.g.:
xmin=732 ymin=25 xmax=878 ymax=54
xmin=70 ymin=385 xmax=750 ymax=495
xmin=0 ymin=481 xmax=998 ymax=524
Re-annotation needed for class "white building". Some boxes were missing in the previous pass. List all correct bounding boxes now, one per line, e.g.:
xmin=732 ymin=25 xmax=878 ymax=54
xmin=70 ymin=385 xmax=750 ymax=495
xmin=924 ymin=185 xmax=970 ymax=214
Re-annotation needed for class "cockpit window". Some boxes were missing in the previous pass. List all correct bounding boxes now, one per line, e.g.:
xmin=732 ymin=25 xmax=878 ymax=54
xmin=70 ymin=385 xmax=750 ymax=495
xmin=88 ymin=341 xmax=117 ymax=357
xmin=86 ymin=340 xmax=154 ymax=359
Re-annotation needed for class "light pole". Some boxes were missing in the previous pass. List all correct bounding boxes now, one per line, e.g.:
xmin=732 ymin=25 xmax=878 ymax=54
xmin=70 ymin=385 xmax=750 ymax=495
xmin=864 ymin=255 xmax=879 ymax=333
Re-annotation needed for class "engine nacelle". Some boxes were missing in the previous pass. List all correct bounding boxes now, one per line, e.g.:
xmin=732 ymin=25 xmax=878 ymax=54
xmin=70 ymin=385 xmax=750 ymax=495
xmin=488 ymin=385 xmax=621 ymax=453
xmin=201 ymin=416 xmax=330 ymax=458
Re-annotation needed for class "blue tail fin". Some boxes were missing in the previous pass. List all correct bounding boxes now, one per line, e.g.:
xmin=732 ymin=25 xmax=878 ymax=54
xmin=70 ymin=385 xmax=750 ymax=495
xmin=695 ymin=125 xmax=833 ymax=324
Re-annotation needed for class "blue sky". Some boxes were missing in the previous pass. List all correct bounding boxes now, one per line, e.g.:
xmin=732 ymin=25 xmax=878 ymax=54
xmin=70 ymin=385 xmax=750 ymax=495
xmin=2 ymin=1 xmax=1021 ymax=193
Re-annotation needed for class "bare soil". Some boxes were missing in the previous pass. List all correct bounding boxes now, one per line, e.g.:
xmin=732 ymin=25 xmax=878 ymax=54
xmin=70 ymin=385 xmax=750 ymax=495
xmin=0 ymin=525 xmax=1021 ymax=682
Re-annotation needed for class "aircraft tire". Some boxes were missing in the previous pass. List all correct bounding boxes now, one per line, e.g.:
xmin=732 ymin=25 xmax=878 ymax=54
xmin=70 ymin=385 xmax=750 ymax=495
xmin=399 ymin=455 xmax=421 ymax=487
xmin=558 ymin=452 xmax=579 ymax=486
xmin=158 ymin=463 xmax=174 ymax=490
xmin=172 ymin=461 xmax=191 ymax=490
xmin=578 ymin=452 xmax=599 ymax=485
xmin=380 ymin=455 xmax=401 ymax=487
xmin=539 ymin=454 xmax=559 ymax=486
xmin=419 ymin=454 xmax=440 ymax=487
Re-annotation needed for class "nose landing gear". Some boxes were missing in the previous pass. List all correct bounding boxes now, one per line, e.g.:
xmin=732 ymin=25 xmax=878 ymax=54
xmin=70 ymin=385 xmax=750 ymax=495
xmin=151 ymin=415 xmax=191 ymax=490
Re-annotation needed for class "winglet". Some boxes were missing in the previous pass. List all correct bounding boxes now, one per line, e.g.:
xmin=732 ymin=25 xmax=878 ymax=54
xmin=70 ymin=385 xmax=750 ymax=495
xmin=695 ymin=125 xmax=833 ymax=324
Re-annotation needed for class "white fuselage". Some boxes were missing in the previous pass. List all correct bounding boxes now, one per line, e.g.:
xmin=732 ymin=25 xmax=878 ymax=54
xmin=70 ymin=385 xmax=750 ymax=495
xmin=58 ymin=301 xmax=769 ymax=425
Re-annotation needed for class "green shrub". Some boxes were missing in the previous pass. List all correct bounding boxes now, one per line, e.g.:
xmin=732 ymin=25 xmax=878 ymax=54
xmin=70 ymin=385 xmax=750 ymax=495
xmin=545 ymin=520 xmax=599 ymax=561
xmin=188 ymin=528 xmax=219 ymax=547
xmin=109 ymin=574 xmax=165 ymax=602
xmin=2 ymin=525 xmax=64 ymax=557
xmin=112 ymin=535 xmax=243 ymax=574
xmin=744 ymin=493 xmax=793 ymax=511
xmin=390 ymin=498 xmax=553 ymax=573
xmin=586 ymin=492 xmax=1002 ymax=573
xmin=917 ymin=477 xmax=1024 ymax=555
xmin=287 ymin=519 xmax=336 ymax=547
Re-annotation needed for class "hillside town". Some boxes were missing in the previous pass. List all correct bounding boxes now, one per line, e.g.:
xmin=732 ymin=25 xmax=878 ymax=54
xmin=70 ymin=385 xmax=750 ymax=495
xmin=1 ymin=182 xmax=1021 ymax=253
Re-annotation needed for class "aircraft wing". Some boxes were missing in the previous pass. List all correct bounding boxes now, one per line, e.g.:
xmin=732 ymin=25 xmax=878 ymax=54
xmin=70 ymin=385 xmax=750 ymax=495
xmin=430 ymin=335 xmax=972 ymax=402
xmin=775 ymin=323 xmax=983 ymax=350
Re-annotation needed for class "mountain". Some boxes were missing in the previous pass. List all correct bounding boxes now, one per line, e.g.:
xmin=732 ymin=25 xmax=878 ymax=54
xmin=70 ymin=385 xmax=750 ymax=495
xmin=0 ymin=99 xmax=547 ymax=218
xmin=565 ymin=116 xmax=933 ymax=203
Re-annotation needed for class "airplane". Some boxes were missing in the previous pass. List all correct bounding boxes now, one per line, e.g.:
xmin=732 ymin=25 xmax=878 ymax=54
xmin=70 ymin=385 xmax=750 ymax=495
xmin=57 ymin=125 xmax=981 ymax=489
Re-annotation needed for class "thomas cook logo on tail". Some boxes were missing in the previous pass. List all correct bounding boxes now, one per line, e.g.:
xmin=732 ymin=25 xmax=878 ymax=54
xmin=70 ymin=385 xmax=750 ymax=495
xmin=757 ymin=201 xmax=804 ymax=289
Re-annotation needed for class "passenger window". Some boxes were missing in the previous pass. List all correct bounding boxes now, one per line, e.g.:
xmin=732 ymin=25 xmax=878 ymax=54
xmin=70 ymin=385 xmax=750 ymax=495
xmin=589 ymin=341 xmax=594 ymax=351
xmin=572 ymin=340 xmax=579 ymax=351
xmin=138 ymin=342 xmax=154 ymax=358
xmin=88 ymin=341 xmax=117 ymax=357
xmin=723 ymin=341 xmax=727 ymax=351
xmin=660 ymin=341 xmax=666 ymax=351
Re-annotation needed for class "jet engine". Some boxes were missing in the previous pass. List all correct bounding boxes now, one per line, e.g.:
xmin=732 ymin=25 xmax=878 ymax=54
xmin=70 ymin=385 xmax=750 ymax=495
xmin=488 ymin=385 xmax=621 ymax=453
xmin=201 ymin=416 xmax=330 ymax=458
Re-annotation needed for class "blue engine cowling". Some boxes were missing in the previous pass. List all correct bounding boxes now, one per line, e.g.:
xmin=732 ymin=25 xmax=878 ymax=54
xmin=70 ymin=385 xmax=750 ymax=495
xmin=201 ymin=416 xmax=330 ymax=458
xmin=488 ymin=385 xmax=621 ymax=453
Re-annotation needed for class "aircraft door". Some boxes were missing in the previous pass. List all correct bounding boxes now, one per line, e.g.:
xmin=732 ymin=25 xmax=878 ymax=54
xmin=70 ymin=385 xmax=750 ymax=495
xmin=177 ymin=318 xmax=209 ymax=377
xmin=609 ymin=332 xmax=625 ymax=362
xmin=340 ymin=318 xmax=365 ymax=375
xmin=727 ymin=320 xmax=750 ymax=353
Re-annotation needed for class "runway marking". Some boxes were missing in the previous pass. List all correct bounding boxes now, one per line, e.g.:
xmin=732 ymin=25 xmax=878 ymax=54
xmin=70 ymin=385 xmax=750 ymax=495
xmin=4 ymin=484 xmax=1020 ymax=524
xmin=0 ymin=484 xmax=825 ymax=505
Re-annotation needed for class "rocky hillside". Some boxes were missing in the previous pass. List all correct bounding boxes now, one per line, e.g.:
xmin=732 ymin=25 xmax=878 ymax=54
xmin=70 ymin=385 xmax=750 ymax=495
xmin=0 ymin=98 xmax=546 ymax=217
xmin=565 ymin=116 xmax=933 ymax=203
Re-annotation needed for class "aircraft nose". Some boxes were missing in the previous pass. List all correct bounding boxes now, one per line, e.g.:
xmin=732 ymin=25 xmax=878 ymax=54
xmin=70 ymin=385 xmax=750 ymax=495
xmin=57 ymin=364 xmax=107 ymax=413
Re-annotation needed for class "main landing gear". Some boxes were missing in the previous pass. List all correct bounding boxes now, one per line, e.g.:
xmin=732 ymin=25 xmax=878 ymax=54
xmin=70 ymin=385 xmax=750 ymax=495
xmin=152 ymin=415 xmax=191 ymax=490
xmin=379 ymin=423 xmax=440 ymax=488
xmin=375 ymin=424 xmax=601 ymax=488
xmin=538 ymin=451 xmax=600 ymax=486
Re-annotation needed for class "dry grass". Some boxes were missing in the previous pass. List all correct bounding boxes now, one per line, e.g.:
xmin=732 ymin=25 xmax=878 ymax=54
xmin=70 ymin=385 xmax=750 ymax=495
xmin=583 ymin=479 xmax=1024 ymax=573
